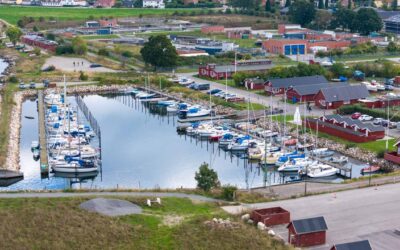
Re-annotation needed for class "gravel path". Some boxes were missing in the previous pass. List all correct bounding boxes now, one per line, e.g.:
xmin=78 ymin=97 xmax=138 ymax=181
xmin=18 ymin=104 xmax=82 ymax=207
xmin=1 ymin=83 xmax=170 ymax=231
xmin=80 ymin=198 xmax=142 ymax=216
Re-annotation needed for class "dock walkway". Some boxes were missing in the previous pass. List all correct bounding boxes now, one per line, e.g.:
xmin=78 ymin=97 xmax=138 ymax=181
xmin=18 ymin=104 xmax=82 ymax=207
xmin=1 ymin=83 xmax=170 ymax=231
xmin=38 ymin=91 xmax=48 ymax=176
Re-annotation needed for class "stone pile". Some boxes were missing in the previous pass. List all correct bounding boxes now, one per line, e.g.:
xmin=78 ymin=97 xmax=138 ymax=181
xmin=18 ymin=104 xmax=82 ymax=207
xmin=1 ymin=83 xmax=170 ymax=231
xmin=204 ymin=217 xmax=240 ymax=229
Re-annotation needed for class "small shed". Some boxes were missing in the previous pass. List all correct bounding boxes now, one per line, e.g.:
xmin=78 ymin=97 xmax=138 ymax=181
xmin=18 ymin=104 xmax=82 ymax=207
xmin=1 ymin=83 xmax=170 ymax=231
xmin=331 ymin=240 xmax=372 ymax=250
xmin=287 ymin=216 xmax=328 ymax=247
xmin=250 ymin=207 xmax=290 ymax=226
xmin=244 ymin=78 xmax=266 ymax=90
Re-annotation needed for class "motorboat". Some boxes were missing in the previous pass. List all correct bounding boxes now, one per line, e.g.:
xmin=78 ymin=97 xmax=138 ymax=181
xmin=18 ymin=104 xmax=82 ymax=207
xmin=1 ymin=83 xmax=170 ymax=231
xmin=307 ymin=164 xmax=338 ymax=178
xmin=157 ymin=100 xmax=176 ymax=107
xmin=276 ymin=151 xmax=305 ymax=166
xmin=260 ymin=152 xmax=281 ymax=165
xmin=185 ymin=107 xmax=211 ymax=118
xmin=52 ymin=160 xmax=98 ymax=173
xmin=278 ymin=158 xmax=316 ymax=172
xmin=325 ymin=156 xmax=348 ymax=164
xmin=31 ymin=141 xmax=39 ymax=150
xmin=227 ymin=135 xmax=252 ymax=151
xmin=311 ymin=148 xmax=335 ymax=157
xmin=361 ymin=165 xmax=381 ymax=175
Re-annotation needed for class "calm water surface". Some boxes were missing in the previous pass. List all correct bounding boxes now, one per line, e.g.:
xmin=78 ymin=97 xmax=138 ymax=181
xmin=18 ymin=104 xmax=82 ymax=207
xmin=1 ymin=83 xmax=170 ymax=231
xmin=1 ymin=94 xmax=367 ymax=191
xmin=0 ymin=58 xmax=8 ymax=76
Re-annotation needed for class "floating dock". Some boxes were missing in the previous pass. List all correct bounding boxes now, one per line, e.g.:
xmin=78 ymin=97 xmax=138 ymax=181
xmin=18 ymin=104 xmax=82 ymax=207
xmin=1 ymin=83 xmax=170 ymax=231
xmin=0 ymin=170 xmax=23 ymax=187
xmin=37 ymin=90 xmax=49 ymax=176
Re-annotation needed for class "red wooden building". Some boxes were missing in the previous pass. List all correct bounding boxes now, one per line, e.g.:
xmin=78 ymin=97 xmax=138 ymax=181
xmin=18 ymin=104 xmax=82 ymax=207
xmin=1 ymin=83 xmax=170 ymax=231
xmin=314 ymin=84 xmax=369 ymax=109
xmin=198 ymin=60 xmax=272 ymax=80
xmin=244 ymin=78 xmax=267 ymax=90
xmin=306 ymin=115 xmax=385 ymax=143
xmin=265 ymin=75 xmax=328 ymax=95
xmin=21 ymin=35 xmax=58 ymax=52
xmin=384 ymin=140 xmax=400 ymax=165
xmin=287 ymin=216 xmax=328 ymax=248
xmin=250 ymin=207 xmax=290 ymax=226
xmin=331 ymin=240 xmax=372 ymax=250
xmin=286 ymin=82 xmax=348 ymax=103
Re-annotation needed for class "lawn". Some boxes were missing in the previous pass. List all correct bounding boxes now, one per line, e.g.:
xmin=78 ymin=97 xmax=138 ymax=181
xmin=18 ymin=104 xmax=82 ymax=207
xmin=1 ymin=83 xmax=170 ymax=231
xmin=0 ymin=197 xmax=291 ymax=250
xmin=0 ymin=6 xmax=197 ymax=25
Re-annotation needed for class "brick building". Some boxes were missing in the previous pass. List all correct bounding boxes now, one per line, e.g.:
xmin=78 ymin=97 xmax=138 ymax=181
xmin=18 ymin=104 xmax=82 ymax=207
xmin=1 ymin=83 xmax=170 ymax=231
xmin=201 ymin=26 xmax=225 ymax=34
xmin=21 ymin=35 xmax=58 ymax=52
xmin=262 ymin=39 xmax=307 ymax=56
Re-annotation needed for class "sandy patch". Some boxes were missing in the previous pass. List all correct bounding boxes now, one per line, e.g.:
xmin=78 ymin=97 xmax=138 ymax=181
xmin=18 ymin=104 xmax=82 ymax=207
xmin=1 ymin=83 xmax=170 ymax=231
xmin=42 ymin=56 xmax=117 ymax=73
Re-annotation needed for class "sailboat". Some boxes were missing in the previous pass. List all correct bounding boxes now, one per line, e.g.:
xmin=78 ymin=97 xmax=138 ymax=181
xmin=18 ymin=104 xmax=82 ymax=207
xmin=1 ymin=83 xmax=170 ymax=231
xmin=51 ymin=76 xmax=98 ymax=174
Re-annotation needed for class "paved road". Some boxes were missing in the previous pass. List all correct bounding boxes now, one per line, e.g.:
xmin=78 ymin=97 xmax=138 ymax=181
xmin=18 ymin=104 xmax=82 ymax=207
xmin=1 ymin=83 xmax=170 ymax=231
xmin=223 ymin=183 xmax=400 ymax=249
xmin=178 ymin=73 xmax=334 ymax=117
xmin=0 ymin=191 xmax=219 ymax=202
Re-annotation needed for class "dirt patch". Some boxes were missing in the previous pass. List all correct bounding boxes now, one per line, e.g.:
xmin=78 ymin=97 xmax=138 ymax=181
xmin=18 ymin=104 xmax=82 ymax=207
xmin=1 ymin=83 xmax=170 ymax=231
xmin=163 ymin=215 xmax=185 ymax=226
xmin=42 ymin=56 xmax=118 ymax=73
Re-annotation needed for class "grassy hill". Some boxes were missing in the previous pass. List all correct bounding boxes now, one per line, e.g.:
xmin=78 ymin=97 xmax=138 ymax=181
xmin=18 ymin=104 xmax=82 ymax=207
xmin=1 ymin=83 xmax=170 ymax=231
xmin=0 ymin=6 xmax=197 ymax=25
xmin=0 ymin=196 xmax=291 ymax=250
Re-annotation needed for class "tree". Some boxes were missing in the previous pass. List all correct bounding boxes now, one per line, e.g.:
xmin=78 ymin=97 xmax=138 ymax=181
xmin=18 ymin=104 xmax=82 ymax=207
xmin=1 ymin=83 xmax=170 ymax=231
xmin=33 ymin=26 xmax=39 ymax=32
xmin=6 ymin=26 xmax=22 ymax=46
xmin=98 ymin=48 xmax=109 ymax=56
xmin=194 ymin=163 xmax=219 ymax=192
xmin=285 ymin=0 xmax=291 ymax=7
xmin=71 ymin=37 xmax=87 ymax=55
xmin=33 ymin=47 xmax=41 ymax=56
xmin=392 ymin=0 xmax=398 ymax=10
xmin=288 ymin=0 xmax=316 ymax=26
xmin=318 ymin=0 xmax=324 ymax=9
xmin=353 ymin=8 xmax=383 ymax=35
xmin=140 ymin=35 xmax=178 ymax=68
xmin=229 ymin=0 xmax=260 ymax=9
xmin=46 ymin=33 xmax=56 ymax=41
xmin=265 ymin=0 xmax=271 ymax=11
xmin=314 ymin=10 xmax=332 ymax=30
xmin=348 ymin=0 xmax=351 ymax=9
xmin=325 ymin=0 xmax=329 ymax=8
xmin=387 ymin=41 xmax=398 ymax=52
xmin=331 ymin=8 xmax=356 ymax=31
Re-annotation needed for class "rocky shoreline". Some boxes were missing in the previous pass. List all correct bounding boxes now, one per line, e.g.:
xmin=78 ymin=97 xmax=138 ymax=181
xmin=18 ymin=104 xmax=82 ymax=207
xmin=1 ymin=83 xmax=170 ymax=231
xmin=0 ymin=56 xmax=16 ymax=81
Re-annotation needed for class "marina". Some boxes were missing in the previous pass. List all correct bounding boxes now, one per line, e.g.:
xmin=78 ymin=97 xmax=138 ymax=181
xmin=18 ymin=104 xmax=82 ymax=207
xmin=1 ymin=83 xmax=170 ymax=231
xmin=0 ymin=88 xmax=371 ymax=190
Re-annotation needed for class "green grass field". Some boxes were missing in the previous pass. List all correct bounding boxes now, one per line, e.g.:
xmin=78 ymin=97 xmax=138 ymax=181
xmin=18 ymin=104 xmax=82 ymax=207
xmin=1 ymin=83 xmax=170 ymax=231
xmin=0 ymin=6 xmax=197 ymax=25
xmin=0 ymin=197 xmax=291 ymax=250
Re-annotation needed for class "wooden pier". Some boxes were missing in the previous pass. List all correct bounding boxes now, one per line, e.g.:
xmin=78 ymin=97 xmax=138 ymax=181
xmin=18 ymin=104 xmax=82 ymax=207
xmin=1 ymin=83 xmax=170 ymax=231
xmin=37 ymin=90 xmax=49 ymax=176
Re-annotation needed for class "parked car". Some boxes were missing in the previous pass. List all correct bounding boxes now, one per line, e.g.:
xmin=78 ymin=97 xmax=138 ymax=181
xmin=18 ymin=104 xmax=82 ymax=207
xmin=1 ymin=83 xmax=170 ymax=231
xmin=29 ymin=82 xmax=36 ymax=89
xmin=214 ymin=91 xmax=226 ymax=97
xmin=385 ymin=85 xmax=394 ymax=91
xmin=194 ymin=83 xmax=210 ymax=91
xmin=351 ymin=112 xmax=362 ymax=119
xmin=359 ymin=114 xmax=373 ymax=121
xmin=19 ymin=83 xmax=26 ymax=89
xmin=389 ymin=121 xmax=397 ymax=129
xmin=90 ymin=63 xmax=102 ymax=68
xmin=207 ymin=89 xmax=222 ymax=95
xmin=187 ymin=83 xmax=197 ymax=89
xmin=373 ymin=118 xmax=384 ymax=125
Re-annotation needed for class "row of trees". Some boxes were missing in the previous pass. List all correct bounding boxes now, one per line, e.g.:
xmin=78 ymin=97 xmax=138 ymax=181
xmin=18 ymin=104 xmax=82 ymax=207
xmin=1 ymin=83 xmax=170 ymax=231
xmin=288 ymin=1 xmax=382 ymax=35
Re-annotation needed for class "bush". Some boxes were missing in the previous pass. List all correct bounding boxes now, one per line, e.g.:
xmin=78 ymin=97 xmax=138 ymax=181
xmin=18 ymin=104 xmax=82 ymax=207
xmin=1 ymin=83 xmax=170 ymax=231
xmin=79 ymin=71 xmax=88 ymax=81
xmin=345 ymin=143 xmax=356 ymax=149
xmin=121 ymin=51 xmax=133 ymax=58
xmin=8 ymin=76 xmax=18 ymax=83
xmin=376 ymin=149 xmax=385 ymax=158
xmin=221 ymin=185 xmax=238 ymax=201
xmin=56 ymin=45 xmax=74 ymax=55
xmin=98 ymin=48 xmax=110 ymax=56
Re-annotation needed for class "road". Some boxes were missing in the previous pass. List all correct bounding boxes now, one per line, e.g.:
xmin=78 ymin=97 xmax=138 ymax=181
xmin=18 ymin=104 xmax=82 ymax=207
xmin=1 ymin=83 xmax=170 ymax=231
xmin=177 ymin=73 xmax=334 ymax=117
xmin=223 ymin=183 xmax=400 ymax=249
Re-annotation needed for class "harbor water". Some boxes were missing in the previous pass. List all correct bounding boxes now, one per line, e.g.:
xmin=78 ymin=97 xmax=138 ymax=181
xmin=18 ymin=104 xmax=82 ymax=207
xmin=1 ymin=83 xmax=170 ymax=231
xmin=0 ymin=58 xmax=8 ymax=76
xmin=1 ymin=94 xmax=368 ymax=190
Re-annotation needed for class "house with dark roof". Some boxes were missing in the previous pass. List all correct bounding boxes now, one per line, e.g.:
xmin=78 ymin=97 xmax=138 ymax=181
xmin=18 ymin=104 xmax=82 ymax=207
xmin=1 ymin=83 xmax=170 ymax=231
xmin=198 ymin=60 xmax=273 ymax=80
xmin=265 ymin=75 xmax=329 ymax=95
xmin=286 ymin=82 xmax=348 ymax=103
xmin=305 ymin=114 xmax=385 ymax=143
xmin=331 ymin=240 xmax=372 ymax=250
xmin=287 ymin=216 xmax=328 ymax=247
xmin=314 ymin=84 xmax=369 ymax=109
